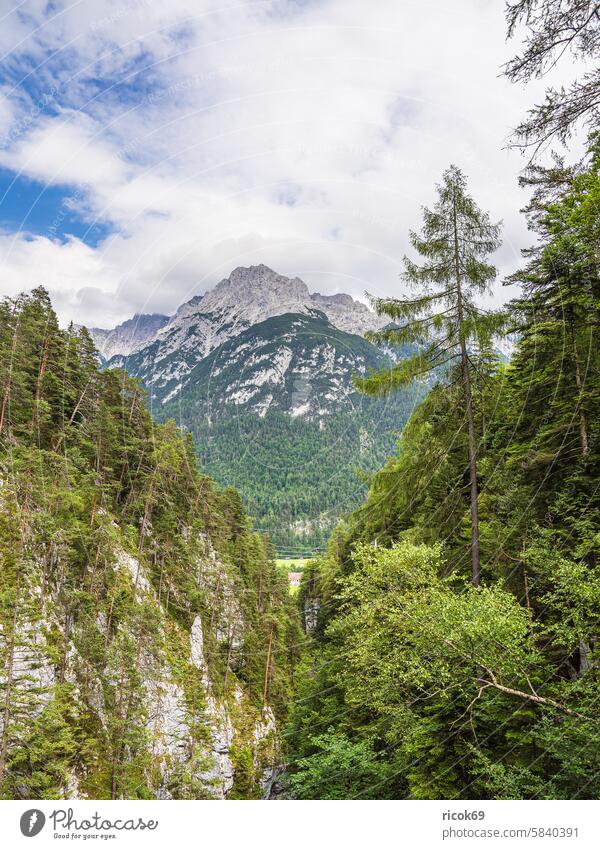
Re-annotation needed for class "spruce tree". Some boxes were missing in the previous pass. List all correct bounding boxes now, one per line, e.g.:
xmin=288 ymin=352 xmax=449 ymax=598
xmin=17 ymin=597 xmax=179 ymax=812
xmin=356 ymin=165 xmax=502 ymax=585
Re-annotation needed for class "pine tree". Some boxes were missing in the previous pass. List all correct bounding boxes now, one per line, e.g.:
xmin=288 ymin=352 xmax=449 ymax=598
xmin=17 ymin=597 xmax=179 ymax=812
xmin=356 ymin=165 xmax=502 ymax=585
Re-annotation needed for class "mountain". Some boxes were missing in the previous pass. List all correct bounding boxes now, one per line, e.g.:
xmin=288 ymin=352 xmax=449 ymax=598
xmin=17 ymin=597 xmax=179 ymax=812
xmin=100 ymin=265 xmax=387 ymax=398
xmin=135 ymin=310 xmax=392 ymax=414
xmin=90 ymin=266 xmax=418 ymax=554
xmin=158 ymin=311 xmax=422 ymax=553
xmin=89 ymin=312 xmax=169 ymax=361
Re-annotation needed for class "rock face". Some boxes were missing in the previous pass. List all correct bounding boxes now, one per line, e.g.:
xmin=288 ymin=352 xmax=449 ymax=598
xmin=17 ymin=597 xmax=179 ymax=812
xmin=154 ymin=264 xmax=385 ymax=356
xmin=154 ymin=311 xmax=393 ymax=418
xmin=0 ymin=530 xmax=280 ymax=800
xmin=89 ymin=313 xmax=169 ymax=361
xmin=309 ymin=291 xmax=385 ymax=336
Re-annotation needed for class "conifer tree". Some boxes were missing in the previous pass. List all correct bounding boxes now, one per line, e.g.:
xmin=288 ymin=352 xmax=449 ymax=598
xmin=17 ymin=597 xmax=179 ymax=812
xmin=504 ymin=0 xmax=600 ymax=153
xmin=501 ymin=136 xmax=600 ymax=529
xmin=356 ymin=166 xmax=502 ymax=585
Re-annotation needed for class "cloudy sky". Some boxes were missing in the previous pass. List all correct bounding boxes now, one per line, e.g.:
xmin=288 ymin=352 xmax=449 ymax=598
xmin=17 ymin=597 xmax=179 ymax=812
xmin=0 ymin=0 xmax=564 ymax=327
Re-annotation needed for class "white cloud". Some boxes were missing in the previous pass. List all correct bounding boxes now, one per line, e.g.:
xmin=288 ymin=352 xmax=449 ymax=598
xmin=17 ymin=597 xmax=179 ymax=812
xmin=0 ymin=110 xmax=128 ymax=186
xmin=0 ymin=0 xmax=574 ymax=326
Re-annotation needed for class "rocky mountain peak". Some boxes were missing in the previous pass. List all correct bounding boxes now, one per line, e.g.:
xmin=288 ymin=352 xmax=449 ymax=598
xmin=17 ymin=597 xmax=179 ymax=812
xmin=173 ymin=293 xmax=204 ymax=320
xmin=90 ymin=265 xmax=387 ymax=367
xmin=197 ymin=265 xmax=311 ymax=317
xmin=165 ymin=265 xmax=385 ymax=337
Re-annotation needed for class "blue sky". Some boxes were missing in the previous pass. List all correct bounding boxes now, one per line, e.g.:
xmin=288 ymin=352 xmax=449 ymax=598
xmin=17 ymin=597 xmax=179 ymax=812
xmin=0 ymin=168 xmax=113 ymax=245
xmin=0 ymin=0 xmax=572 ymax=327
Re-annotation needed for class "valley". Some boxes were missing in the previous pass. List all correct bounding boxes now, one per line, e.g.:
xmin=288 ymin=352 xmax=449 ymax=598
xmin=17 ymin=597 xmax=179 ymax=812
xmin=90 ymin=265 xmax=423 ymax=554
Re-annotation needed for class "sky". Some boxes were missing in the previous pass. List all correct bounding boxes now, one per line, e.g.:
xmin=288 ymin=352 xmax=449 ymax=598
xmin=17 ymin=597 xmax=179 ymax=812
xmin=0 ymin=0 xmax=571 ymax=328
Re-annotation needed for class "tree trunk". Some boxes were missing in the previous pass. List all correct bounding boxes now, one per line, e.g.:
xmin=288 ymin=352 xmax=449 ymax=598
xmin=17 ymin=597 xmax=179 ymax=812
xmin=31 ymin=336 xmax=49 ymax=429
xmin=263 ymin=628 xmax=273 ymax=708
xmin=481 ymin=674 xmax=597 ymax=722
xmin=136 ymin=477 xmax=156 ymax=573
xmin=453 ymin=191 xmax=481 ymax=586
xmin=0 ymin=310 xmax=20 ymax=436
xmin=567 ymin=299 xmax=589 ymax=457
xmin=52 ymin=379 xmax=92 ymax=451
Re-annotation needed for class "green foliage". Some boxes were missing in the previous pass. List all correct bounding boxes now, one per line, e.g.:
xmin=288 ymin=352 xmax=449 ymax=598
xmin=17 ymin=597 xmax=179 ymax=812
xmin=356 ymin=165 xmax=503 ymax=397
xmin=289 ymin=732 xmax=395 ymax=800
xmin=187 ymin=400 xmax=421 ymax=556
xmin=4 ymin=685 xmax=79 ymax=800
xmin=504 ymin=1 xmax=600 ymax=151
xmin=288 ymin=141 xmax=600 ymax=800
xmin=355 ymin=164 xmax=503 ymax=586
xmin=345 ymin=360 xmax=504 ymax=570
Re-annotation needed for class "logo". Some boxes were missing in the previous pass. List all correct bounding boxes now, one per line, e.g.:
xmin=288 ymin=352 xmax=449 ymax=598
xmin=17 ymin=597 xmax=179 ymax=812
xmin=20 ymin=810 xmax=46 ymax=837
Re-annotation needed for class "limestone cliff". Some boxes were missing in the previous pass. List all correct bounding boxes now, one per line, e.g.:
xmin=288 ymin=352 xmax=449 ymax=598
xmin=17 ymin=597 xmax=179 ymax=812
xmin=0 ymin=500 xmax=289 ymax=799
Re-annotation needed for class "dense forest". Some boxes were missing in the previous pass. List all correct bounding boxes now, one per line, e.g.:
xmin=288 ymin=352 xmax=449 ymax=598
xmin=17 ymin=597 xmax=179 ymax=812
xmin=190 ymin=400 xmax=422 ymax=556
xmin=0 ymin=288 xmax=301 ymax=799
xmin=285 ymin=136 xmax=600 ymax=799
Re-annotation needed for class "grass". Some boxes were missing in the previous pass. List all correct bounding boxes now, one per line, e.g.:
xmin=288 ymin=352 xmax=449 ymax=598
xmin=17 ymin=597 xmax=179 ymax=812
xmin=275 ymin=558 xmax=309 ymax=572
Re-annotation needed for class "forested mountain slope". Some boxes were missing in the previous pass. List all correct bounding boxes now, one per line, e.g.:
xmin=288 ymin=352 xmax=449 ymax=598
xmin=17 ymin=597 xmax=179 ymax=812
xmin=158 ymin=311 xmax=423 ymax=553
xmin=0 ymin=288 xmax=301 ymax=800
xmin=287 ymin=143 xmax=600 ymax=800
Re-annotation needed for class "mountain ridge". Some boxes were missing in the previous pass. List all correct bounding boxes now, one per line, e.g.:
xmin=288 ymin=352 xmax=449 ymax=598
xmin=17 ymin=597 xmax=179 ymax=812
xmin=89 ymin=265 xmax=386 ymax=367
xmin=90 ymin=312 xmax=169 ymax=360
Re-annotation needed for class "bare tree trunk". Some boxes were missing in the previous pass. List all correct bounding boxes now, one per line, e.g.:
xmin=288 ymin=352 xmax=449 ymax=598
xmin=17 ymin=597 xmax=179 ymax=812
xmin=567 ymin=300 xmax=589 ymax=457
xmin=263 ymin=628 xmax=273 ymax=708
xmin=480 ymin=670 xmax=597 ymax=722
xmin=52 ymin=379 xmax=92 ymax=451
xmin=0 ymin=310 xmax=20 ymax=436
xmin=136 ymin=477 xmax=156 ymax=580
xmin=453 ymin=191 xmax=481 ymax=586
xmin=523 ymin=569 xmax=531 ymax=611
xmin=577 ymin=640 xmax=592 ymax=676
xmin=31 ymin=335 xmax=49 ymax=429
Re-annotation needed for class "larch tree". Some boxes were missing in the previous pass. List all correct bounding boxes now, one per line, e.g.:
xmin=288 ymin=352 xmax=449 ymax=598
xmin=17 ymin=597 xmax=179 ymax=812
xmin=356 ymin=165 xmax=502 ymax=586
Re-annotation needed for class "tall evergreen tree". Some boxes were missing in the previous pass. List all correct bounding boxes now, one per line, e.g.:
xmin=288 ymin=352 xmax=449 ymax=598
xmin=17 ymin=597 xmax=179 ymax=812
xmin=356 ymin=165 xmax=502 ymax=585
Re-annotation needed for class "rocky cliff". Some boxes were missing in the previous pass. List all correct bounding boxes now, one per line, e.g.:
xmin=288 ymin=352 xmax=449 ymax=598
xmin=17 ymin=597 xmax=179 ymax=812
xmin=0 ymin=512 xmax=282 ymax=799
xmin=89 ymin=313 xmax=169 ymax=361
